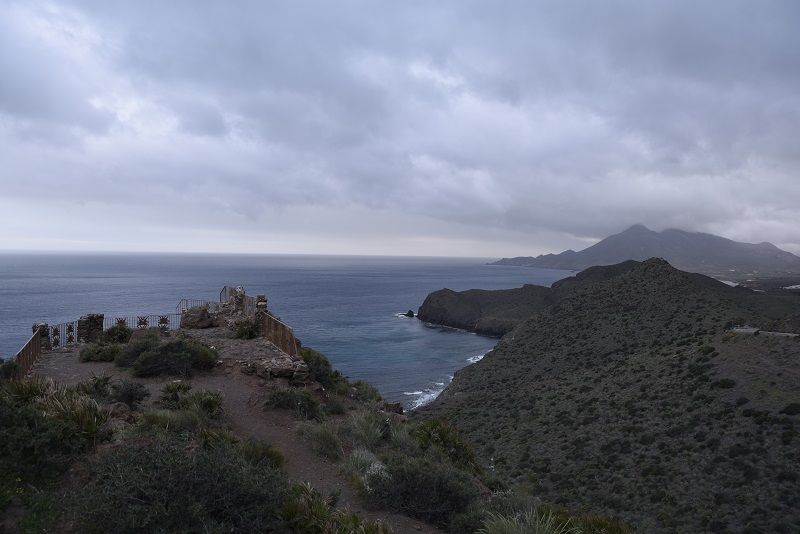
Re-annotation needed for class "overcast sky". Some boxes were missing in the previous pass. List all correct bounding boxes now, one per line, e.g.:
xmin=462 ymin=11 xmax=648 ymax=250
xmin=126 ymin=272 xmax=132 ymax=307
xmin=1 ymin=1 xmax=799 ymax=256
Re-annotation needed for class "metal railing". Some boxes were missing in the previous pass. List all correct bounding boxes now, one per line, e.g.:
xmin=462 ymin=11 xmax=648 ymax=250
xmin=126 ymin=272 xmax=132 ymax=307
xmin=262 ymin=314 xmax=299 ymax=357
xmin=10 ymin=327 xmax=42 ymax=379
xmin=219 ymin=285 xmax=256 ymax=315
xmin=47 ymin=320 xmax=80 ymax=348
xmin=104 ymin=314 xmax=182 ymax=331
xmin=176 ymin=299 xmax=221 ymax=313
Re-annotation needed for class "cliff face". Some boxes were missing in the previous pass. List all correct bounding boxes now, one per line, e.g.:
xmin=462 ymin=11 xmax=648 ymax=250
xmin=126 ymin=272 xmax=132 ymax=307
xmin=494 ymin=224 xmax=800 ymax=278
xmin=417 ymin=284 xmax=555 ymax=336
xmin=419 ymin=259 xmax=800 ymax=533
xmin=417 ymin=261 xmax=641 ymax=336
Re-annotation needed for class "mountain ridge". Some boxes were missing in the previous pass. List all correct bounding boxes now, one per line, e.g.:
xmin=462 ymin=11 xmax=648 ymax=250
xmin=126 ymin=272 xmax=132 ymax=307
xmin=493 ymin=225 xmax=800 ymax=278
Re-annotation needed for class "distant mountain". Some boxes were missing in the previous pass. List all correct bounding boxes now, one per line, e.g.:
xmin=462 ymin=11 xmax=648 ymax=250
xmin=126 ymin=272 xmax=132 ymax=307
xmin=493 ymin=224 xmax=800 ymax=278
xmin=419 ymin=259 xmax=800 ymax=532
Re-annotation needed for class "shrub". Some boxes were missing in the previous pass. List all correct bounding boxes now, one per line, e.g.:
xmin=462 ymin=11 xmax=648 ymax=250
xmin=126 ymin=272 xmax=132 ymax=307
xmin=132 ymin=339 xmax=218 ymax=377
xmin=268 ymin=389 xmax=322 ymax=420
xmin=780 ymin=403 xmax=800 ymax=416
xmin=324 ymin=395 xmax=347 ymax=415
xmin=141 ymin=409 xmax=204 ymax=432
xmin=415 ymin=419 xmax=479 ymax=472
xmin=75 ymin=375 xmax=112 ymax=399
xmin=79 ymin=343 xmax=123 ymax=362
xmin=240 ymin=439 xmax=285 ymax=469
xmin=479 ymin=508 xmax=582 ymax=534
xmin=115 ymin=335 xmax=160 ymax=367
xmin=70 ymin=435 xmax=287 ymax=533
xmin=301 ymin=348 xmax=349 ymax=393
xmin=298 ymin=422 xmax=344 ymax=461
xmin=283 ymin=483 xmax=392 ymax=534
xmin=348 ymin=411 xmax=387 ymax=449
xmin=0 ymin=358 xmax=19 ymax=380
xmin=158 ymin=381 xmax=193 ymax=409
xmin=343 ymin=447 xmax=380 ymax=478
xmin=350 ymin=380 xmax=382 ymax=403
xmin=99 ymin=325 xmax=132 ymax=344
xmin=0 ymin=386 xmax=92 ymax=491
xmin=712 ymin=378 xmax=736 ymax=389
xmin=234 ymin=319 xmax=260 ymax=339
xmin=110 ymin=380 xmax=150 ymax=408
xmin=158 ymin=383 xmax=222 ymax=417
xmin=366 ymin=455 xmax=481 ymax=527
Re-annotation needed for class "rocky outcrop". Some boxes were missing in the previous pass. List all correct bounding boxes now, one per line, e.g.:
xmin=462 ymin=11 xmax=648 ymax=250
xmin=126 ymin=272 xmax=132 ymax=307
xmin=240 ymin=358 xmax=309 ymax=385
xmin=180 ymin=306 xmax=216 ymax=329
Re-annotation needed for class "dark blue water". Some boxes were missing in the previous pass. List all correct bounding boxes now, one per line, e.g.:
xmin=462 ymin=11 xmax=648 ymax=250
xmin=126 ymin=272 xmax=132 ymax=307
xmin=0 ymin=253 xmax=570 ymax=407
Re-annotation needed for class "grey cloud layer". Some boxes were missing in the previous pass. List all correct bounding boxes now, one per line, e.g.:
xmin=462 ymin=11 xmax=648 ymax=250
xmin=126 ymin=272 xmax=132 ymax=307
xmin=1 ymin=0 xmax=799 ymax=254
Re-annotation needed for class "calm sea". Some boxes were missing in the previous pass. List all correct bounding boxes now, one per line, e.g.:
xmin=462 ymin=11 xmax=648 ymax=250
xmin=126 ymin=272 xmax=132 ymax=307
xmin=0 ymin=253 xmax=569 ymax=408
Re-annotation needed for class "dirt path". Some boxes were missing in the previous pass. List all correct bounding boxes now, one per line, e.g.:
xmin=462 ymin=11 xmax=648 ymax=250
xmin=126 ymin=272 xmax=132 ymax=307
xmin=33 ymin=333 xmax=441 ymax=534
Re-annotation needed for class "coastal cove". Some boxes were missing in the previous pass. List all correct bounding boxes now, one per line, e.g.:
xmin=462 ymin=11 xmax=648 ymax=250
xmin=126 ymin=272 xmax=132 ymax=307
xmin=0 ymin=253 xmax=570 ymax=408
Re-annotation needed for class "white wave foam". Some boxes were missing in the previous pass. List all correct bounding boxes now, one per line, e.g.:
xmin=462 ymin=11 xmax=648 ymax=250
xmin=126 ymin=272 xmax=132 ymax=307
xmin=403 ymin=391 xmax=423 ymax=396
xmin=408 ymin=376 xmax=454 ymax=410
xmin=466 ymin=351 xmax=489 ymax=364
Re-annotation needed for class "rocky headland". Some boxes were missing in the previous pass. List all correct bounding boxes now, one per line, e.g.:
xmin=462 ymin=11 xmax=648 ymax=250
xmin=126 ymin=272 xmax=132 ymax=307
xmin=418 ymin=259 xmax=800 ymax=532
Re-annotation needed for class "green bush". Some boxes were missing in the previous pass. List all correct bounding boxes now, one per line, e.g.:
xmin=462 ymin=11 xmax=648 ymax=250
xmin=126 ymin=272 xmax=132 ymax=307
xmin=366 ymin=454 xmax=481 ymax=527
xmin=240 ymin=439 xmax=285 ymax=469
xmin=234 ymin=319 xmax=260 ymax=339
xmin=110 ymin=380 xmax=149 ymax=408
xmin=415 ymin=419 xmax=479 ymax=472
xmin=115 ymin=335 xmax=160 ymax=367
xmin=351 ymin=380 xmax=383 ymax=403
xmin=79 ymin=343 xmax=123 ymax=362
xmin=99 ymin=325 xmax=133 ymax=344
xmin=75 ymin=375 xmax=112 ymax=399
xmin=0 ymin=388 xmax=91 ymax=490
xmin=283 ymin=483 xmax=392 ymax=533
xmin=141 ymin=409 xmax=204 ymax=432
xmin=298 ymin=422 xmax=344 ymax=461
xmin=301 ymin=348 xmax=349 ymax=393
xmin=268 ymin=389 xmax=322 ymax=420
xmin=478 ymin=508 xmax=581 ymax=534
xmin=157 ymin=383 xmax=222 ymax=417
xmin=0 ymin=358 xmax=19 ymax=380
xmin=70 ymin=435 xmax=287 ymax=533
xmin=132 ymin=339 xmax=218 ymax=377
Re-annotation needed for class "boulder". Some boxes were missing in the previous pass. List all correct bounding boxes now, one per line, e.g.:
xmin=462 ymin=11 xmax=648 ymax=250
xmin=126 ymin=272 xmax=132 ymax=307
xmin=382 ymin=401 xmax=404 ymax=415
xmin=180 ymin=306 xmax=214 ymax=329
xmin=404 ymin=310 xmax=415 ymax=318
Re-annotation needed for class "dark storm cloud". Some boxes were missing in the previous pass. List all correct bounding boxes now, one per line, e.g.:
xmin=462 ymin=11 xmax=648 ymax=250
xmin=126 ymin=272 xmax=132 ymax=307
xmin=1 ymin=0 xmax=799 ymax=254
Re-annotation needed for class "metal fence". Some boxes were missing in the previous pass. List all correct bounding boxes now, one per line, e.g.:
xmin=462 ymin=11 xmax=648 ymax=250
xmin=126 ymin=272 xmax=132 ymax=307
xmin=46 ymin=320 xmax=80 ymax=348
xmin=219 ymin=285 xmax=256 ymax=315
xmin=176 ymin=299 xmax=221 ymax=313
xmin=10 ymin=327 xmax=42 ymax=379
xmin=103 ymin=314 xmax=183 ymax=331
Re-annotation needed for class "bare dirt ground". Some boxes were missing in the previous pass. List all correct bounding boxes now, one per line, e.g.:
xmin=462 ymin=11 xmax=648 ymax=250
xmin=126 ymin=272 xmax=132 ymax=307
xmin=33 ymin=329 xmax=441 ymax=534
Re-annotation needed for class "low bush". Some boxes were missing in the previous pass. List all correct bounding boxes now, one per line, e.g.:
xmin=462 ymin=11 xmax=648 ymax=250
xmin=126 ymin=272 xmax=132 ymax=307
xmin=234 ymin=319 xmax=260 ymax=339
xmin=0 ymin=358 xmax=18 ymax=380
xmin=415 ymin=418 xmax=479 ymax=472
xmin=365 ymin=454 xmax=481 ymax=527
xmin=348 ymin=411 xmax=388 ymax=449
xmin=141 ymin=409 xmax=204 ymax=432
xmin=79 ymin=343 xmax=123 ymax=362
xmin=350 ymin=380 xmax=383 ymax=403
xmin=115 ymin=335 xmax=161 ymax=367
xmin=283 ymin=483 xmax=392 ymax=533
xmin=301 ymin=348 xmax=349 ymax=393
xmin=132 ymin=339 xmax=218 ymax=377
xmin=478 ymin=509 xmax=581 ymax=534
xmin=70 ymin=435 xmax=287 ymax=533
xmin=157 ymin=383 xmax=222 ymax=417
xmin=110 ymin=380 xmax=150 ymax=408
xmin=298 ymin=422 xmax=344 ymax=461
xmin=99 ymin=325 xmax=133 ymax=344
xmin=240 ymin=439 xmax=285 ymax=469
xmin=75 ymin=375 xmax=112 ymax=399
xmin=268 ymin=389 xmax=322 ymax=420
